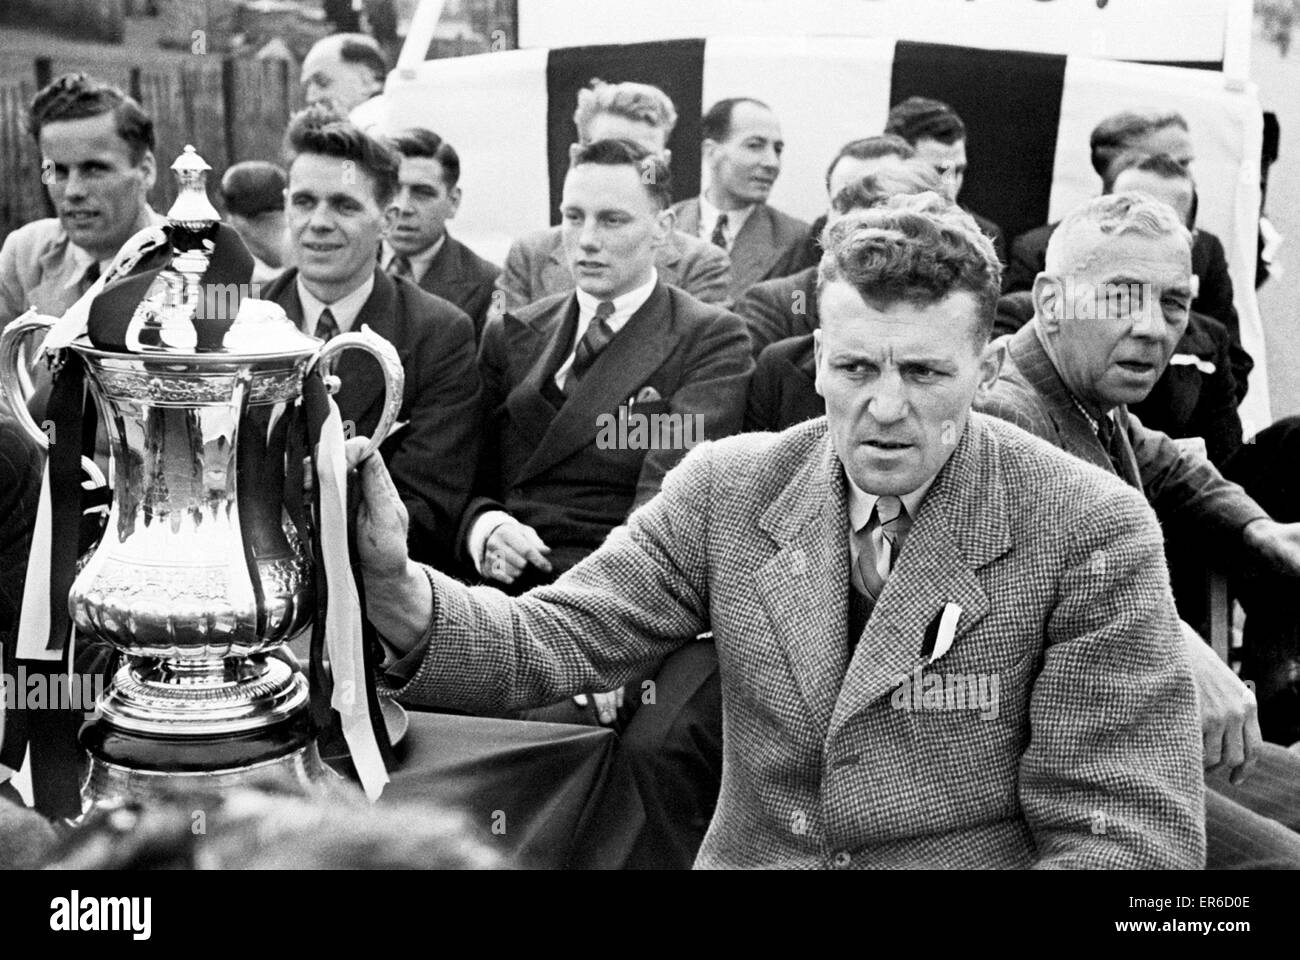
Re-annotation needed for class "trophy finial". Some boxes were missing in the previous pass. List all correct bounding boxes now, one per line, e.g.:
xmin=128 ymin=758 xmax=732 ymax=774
xmin=167 ymin=145 xmax=222 ymax=229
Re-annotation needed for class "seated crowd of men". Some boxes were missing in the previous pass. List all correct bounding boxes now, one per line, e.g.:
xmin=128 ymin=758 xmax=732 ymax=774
xmin=2 ymin=48 xmax=1300 ymax=869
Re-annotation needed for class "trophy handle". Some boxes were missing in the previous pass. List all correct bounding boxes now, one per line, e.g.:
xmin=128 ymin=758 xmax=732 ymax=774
xmin=305 ymin=323 xmax=405 ymax=463
xmin=0 ymin=309 xmax=56 ymax=450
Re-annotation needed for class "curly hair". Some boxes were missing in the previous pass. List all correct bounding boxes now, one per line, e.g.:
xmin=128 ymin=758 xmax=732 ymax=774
xmin=285 ymin=104 xmax=400 ymax=206
xmin=573 ymin=79 xmax=678 ymax=142
xmin=828 ymin=160 xmax=944 ymax=216
xmin=1045 ymin=192 xmax=1191 ymax=274
xmin=818 ymin=192 xmax=1002 ymax=346
xmin=27 ymin=73 xmax=154 ymax=164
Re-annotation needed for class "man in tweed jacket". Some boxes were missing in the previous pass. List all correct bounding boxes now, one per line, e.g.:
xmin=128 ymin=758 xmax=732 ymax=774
xmin=357 ymin=197 xmax=1205 ymax=869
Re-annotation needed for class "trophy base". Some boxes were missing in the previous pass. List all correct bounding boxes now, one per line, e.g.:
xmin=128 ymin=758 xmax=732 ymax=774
xmin=79 ymin=709 xmax=336 ymax=811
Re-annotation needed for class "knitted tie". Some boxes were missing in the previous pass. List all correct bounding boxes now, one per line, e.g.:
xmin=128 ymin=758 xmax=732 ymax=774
xmin=710 ymin=212 xmax=729 ymax=250
xmin=852 ymin=495 xmax=910 ymax=602
xmin=563 ymin=300 xmax=616 ymax=395
xmin=314 ymin=306 xmax=339 ymax=342
xmin=388 ymin=255 xmax=414 ymax=282
xmin=1094 ymin=410 xmax=1136 ymax=484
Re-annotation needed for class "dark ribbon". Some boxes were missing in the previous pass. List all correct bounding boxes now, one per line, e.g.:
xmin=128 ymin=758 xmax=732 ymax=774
xmin=300 ymin=372 xmax=394 ymax=772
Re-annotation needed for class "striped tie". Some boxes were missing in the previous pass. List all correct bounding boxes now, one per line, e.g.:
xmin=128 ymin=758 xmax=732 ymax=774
xmin=563 ymin=300 xmax=615 ymax=395
xmin=710 ymin=212 xmax=729 ymax=250
xmin=852 ymin=495 xmax=910 ymax=601
xmin=314 ymin=306 xmax=339 ymax=342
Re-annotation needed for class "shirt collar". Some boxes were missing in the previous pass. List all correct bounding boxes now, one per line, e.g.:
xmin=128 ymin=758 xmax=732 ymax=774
xmin=381 ymin=234 xmax=446 ymax=281
xmin=699 ymin=193 xmax=756 ymax=241
xmin=295 ymin=271 xmax=376 ymax=335
xmin=59 ymin=207 xmax=164 ymax=290
xmin=845 ymin=470 xmax=935 ymax=533
xmin=573 ymin=269 xmax=658 ymax=335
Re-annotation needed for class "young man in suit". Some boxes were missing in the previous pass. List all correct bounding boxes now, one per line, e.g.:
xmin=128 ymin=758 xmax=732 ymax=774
xmin=352 ymin=194 xmax=1204 ymax=869
xmin=672 ymin=97 xmax=808 ymax=302
xmin=462 ymin=138 xmax=752 ymax=868
xmin=260 ymin=107 xmax=482 ymax=570
xmin=884 ymin=96 xmax=1006 ymax=265
xmin=497 ymin=80 xmax=731 ymax=312
xmin=382 ymin=127 xmax=500 ymax=340
xmin=978 ymin=192 xmax=1300 ymax=867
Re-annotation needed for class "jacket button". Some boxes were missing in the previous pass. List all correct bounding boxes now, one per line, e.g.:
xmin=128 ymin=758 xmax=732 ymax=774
xmin=832 ymin=851 xmax=852 ymax=869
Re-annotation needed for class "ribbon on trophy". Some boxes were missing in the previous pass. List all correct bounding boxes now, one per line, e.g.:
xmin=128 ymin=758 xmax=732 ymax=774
xmin=301 ymin=373 xmax=393 ymax=802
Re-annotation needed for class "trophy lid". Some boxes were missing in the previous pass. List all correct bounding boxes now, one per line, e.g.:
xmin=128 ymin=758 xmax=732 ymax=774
xmin=167 ymin=145 xmax=222 ymax=229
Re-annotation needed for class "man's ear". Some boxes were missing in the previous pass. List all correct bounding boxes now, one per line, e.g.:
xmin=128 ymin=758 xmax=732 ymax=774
xmin=138 ymin=149 xmax=157 ymax=194
xmin=650 ymin=205 xmax=673 ymax=249
xmin=661 ymin=147 xmax=673 ymax=169
xmin=974 ymin=335 xmax=1007 ymax=402
xmin=448 ymin=185 xmax=462 ymax=218
xmin=813 ymin=329 xmax=826 ymax=398
xmin=1032 ymin=272 xmax=1064 ymax=334
xmin=568 ymin=142 xmax=583 ymax=167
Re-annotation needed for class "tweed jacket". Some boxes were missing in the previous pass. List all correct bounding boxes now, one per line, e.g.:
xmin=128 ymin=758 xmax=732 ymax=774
xmin=261 ymin=267 xmax=482 ymax=568
xmin=496 ymin=225 xmax=732 ymax=312
xmin=389 ymin=413 xmax=1205 ymax=869
xmin=672 ymin=197 xmax=808 ymax=302
xmin=979 ymin=321 xmax=1266 ymax=563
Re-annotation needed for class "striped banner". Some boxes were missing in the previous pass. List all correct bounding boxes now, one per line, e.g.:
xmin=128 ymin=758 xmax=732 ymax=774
xmin=380 ymin=36 xmax=1267 ymax=424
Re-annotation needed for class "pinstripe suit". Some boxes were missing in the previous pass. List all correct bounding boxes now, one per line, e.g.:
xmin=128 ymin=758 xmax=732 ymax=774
xmin=980 ymin=320 xmax=1300 ymax=869
xmin=386 ymin=413 xmax=1204 ymax=869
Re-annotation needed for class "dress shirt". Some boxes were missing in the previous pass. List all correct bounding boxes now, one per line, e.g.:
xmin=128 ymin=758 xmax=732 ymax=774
xmin=845 ymin=470 xmax=935 ymax=577
xmin=381 ymin=235 xmax=446 ymax=285
xmin=698 ymin=193 xmax=756 ymax=250
xmin=295 ymin=272 xmax=375 ymax=337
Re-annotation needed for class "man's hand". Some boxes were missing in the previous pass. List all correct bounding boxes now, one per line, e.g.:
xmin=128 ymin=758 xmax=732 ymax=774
xmin=345 ymin=436 xmax=431 ymax=654
xmin=482 ymin=519 xmax=553 ymax=585
xmin=574 ymin=688 xmax=625 ymax=725
xmin=1181 ymin=620 xmax=1260 ymax=785
xmin=1243 ymin=518 xmax=1300 ymax=577
xmin=346 ymin=436 xmax=410 ymax=581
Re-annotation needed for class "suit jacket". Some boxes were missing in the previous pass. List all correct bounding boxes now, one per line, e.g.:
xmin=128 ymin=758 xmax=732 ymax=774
xmin=496 ymin=225 xmax=732 ymax=313
xmin=1004 ymin=222 xmax=1249 ymax=401
xmin=979 ymin=321 xmax=1266 ymax=563
xmin=261 ymin=267 xmax=482 ymax=567
xmin=461 ymin=280 xmax=752 ymax=567
xmin=389 ymin=414 xmax=1205 ymax=869
xmin=0 ymin=415 xmax=41 ymax=655
xmin=745 ymin=334 xmax=821 ymax=433
xmin=415 ymin=232 xmax=500 ymax=342
xmin=1130 ymin=312 xmax=1243 ymax=467
xmin=737 ymin=266 xmax=819 ymax=359
xmin=672 ymin=197 xmax=808 ymax=302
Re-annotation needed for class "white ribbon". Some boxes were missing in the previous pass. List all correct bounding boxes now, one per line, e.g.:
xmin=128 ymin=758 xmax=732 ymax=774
xmin=15 ymin=465 xmax=63 ymax=662
xmin=315 ymin=397 xmax=389 ymax=802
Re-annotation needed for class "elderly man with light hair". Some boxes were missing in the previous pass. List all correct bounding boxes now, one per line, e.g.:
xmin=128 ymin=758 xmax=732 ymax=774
xmin=497 ymin=79 xmax=731 ymax=311
xmin=979 ymin=191 xmax=1300 ymax=869
xmin=348 ymin=192 xmax=1205 ymax=869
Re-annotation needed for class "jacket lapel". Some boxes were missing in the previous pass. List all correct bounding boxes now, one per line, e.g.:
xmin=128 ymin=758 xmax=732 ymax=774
xmin=503 ymin=295 xmax=577 ymax=447
xmin=513 ymin=282 xmax=677 ymax=485
xmin=1008 ymin=322 xmax=1114 ymax=475
xmin=827 ymin=415 xmax=1007 ymax=736
xmin=754 ymin=432 xmax=851 ymax=734
xmin=730 ymin=204 xmax=779 ymax=290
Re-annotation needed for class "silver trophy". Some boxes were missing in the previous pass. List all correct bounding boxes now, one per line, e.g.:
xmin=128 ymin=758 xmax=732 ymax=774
xmin=0 ymin=147 xmax=403 ymax=803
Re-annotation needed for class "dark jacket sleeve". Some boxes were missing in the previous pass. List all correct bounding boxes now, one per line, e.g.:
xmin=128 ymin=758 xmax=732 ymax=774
xmin=1193 ymin=231 xmax=1250 ymax=404
xmin=386 ymin=293 xmax=483 ymax=569
xmin=1187 ymin=316 xmax=1244 ymax=466
xmin=454 ymin=314 xmax=512 ymax=566
xmin=745 ymin=346 xmax=785 ymax=433
xmin=633 ymin=308 xmax=753 ymax=508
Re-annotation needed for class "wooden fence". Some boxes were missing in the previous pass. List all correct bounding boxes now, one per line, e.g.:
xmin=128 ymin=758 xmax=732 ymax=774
xmin=0 ymin=54 xmax=303 ymax=243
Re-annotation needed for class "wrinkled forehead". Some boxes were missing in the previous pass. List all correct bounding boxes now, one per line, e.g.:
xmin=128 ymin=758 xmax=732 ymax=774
xmin=819 ymin=280 xmax=983 ymax=353
xmin=1055 ymin=221 xmax=1193 ymax=283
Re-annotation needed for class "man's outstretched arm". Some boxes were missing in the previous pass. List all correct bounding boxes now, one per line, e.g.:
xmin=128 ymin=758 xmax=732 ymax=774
xmin=349 ymin=436 xmax=714 ymax=716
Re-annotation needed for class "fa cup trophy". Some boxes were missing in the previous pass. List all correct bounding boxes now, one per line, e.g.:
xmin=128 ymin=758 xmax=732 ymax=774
xmin=0 ymin=147 xmax=402 ymax=813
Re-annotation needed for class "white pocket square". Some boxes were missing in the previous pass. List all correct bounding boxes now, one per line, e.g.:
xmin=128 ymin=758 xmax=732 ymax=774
xmin=929 ymin=602 xmax=963 ymax=665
